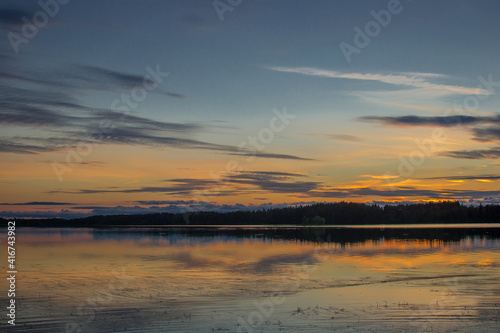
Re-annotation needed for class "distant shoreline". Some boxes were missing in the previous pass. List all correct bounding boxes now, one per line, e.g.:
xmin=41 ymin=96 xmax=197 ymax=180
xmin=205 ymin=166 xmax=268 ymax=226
xmin=3 ymin=201 xmax=500 ymax=227
xmin=10 ymin=223 xmax=500 ymax=228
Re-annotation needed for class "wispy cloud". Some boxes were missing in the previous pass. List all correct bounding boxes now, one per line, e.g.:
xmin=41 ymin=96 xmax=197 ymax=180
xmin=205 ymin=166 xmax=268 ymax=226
xmin=266 ymin=66 xmax=487 ymax=96
xmin=440 ymin=147 xmax=500 ymax=160
xmin=1 ymin=63 xmax=185 ymax=97
xmin=7 ymin=185 xmax=500 ymax=219
xmin=360 ymin=115 xmax=500 ymax=127
xmin=0 ymin=201 xmax=74 ymax=206
xmin=226 ymin=171 xmax=318 ymax=193
xmin=0 ymin=64 xmax=308 ymax=160
xmin=310 ymin=187 xmax=500 ymax=200
xmin=48 ymin=171 xmax=319 ymax=196
xmin=0 ymin=139 xmax=54 ymax=154
xmin=327 ymin=134 xmax=362 ymax=142
xmin=45 ymin=168 xmax=500 ymax=204
xmin=134 ymin=200 xmax=199 ymax=206
xmin=472 ymin=127 xmax=500 ymax=142
xmin=361 ymin=114 xmax=500 ymax=160
xmin=420 ymin=175 xmax=500 ymax=181
xmin=64 ymin=64 xmax=185 ymax=97
xmin=231 ymin=152 xmax=313 ymax=161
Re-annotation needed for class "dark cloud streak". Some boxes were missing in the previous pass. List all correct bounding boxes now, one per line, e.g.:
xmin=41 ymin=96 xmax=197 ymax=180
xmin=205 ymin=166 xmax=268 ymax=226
xmin=0 ymin=63 xmax=309 ymax=160
xmin=472 ymin=127 xmax=500 ymax=142
xmin=360 ymin=115 xmax=500 ymax=127
xmin=440 ymin=147 xmax=500 ymax=160
xmin=421 ymin=175 xmax=500 ymax=181
xmin=310 ymin=187 xmax=500 ymax=200
xmin=48 ymin=171 xmax=319 ymax=196
xmin=0 ymin=201 xmax=74 ymax=206
xmin=328 ymin=134 xmax=362 ymax=142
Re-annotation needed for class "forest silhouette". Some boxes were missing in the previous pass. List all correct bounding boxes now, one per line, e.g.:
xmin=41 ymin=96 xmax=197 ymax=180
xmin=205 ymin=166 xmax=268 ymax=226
xmin=4 ymin=201 xmax=500 ymax=227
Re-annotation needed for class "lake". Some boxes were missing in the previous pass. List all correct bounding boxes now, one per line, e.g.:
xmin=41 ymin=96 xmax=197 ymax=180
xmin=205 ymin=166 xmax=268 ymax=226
xmin=2 ymin=225 xmax=500 ymax=332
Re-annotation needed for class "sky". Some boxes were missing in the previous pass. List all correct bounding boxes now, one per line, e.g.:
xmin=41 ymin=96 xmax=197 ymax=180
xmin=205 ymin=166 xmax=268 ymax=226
xmin=1 ymin=0 xmax=500 ymax=218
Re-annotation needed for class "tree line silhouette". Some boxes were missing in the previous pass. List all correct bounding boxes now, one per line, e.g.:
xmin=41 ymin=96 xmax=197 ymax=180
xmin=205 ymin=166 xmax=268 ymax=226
xmin=3 ymin=201 xmax=500 ymax=227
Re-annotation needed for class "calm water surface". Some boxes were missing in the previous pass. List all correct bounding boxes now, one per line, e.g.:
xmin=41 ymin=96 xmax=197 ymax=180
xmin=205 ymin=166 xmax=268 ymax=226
xmin=2 ymin=225 xmax=500 ymax=332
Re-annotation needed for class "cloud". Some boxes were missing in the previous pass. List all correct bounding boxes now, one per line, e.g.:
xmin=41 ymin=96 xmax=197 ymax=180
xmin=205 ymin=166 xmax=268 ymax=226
xmin=3 ymin=195 xmax=500 ymax=219
xmin=266 ymin=66 xmax=487 ymax=96
xmin=0 ymin=63 xmax=185 ymax=97
xmin=0 ymin=99 xmax=79 ymax=127
xmin=0 ymin=139 xmax=55 ymax=154
xmin=360 ymin=114 xmax=500 ymax=160
xmin=0 ymin=63 xmax=188 ymax=133
xmin=2 ymin=129 xmax=309 ymax=159
xmin=0 ymin=201 xmax=74 ymax=206
xmin=70 ymin=64 xmax=156 ymax=89
xmin=42 ymin=160 xmax=107 ymax=167
xmin=225 ymin=171 xmax=319 ymax=193
xmin=163 ymin=92 xmax=186 ymax=99
xmin=472 ymin=127 xmax=500 ymax=142
xmin=73 ymin=127 xmax=308 ymax=160
xmin=248 ymin=171 xmax=306 ymax=177
xmin=328 ymin=134 xmax=362 ymax=142
xmin=0 ymin=64 xmax=309 ymax=160
xmin=65 ymin=65 xmax=184 ymax=97
xmin=252 ymin=252 xmax=317 ymax=273
xmin=360 ymin=115 xmax=500 ymax=127
xmin=48 ymin=171 xmax=500 ymax=202
xmin=440 ymin=147 xmax=500 ymax=160
xmin=231 ymin=151 xmax=314 ymax=161
xmin=420 ymin=175 xmax=500 ymax=181
xmin=48 ymin=171 xmax=319 ymax=197
xmin=310 ymin=187 xmax=500 ymax=201
xmin=134 ymin=200 xmax=199 ymax=206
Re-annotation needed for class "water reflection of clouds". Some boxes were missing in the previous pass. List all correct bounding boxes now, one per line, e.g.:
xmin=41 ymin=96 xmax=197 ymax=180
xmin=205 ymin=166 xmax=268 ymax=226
xmin=19 ymin=228 xmax=500 ymax=274
xmin=252 ymin=251 xmax=318 ymax=274
xmin=17 ymin=228 xmax=500 ymax=275
xmin=12 ymin=227 xmax=500 ymax=332
xmin=167 ymin=252 xmax=227 ymax=269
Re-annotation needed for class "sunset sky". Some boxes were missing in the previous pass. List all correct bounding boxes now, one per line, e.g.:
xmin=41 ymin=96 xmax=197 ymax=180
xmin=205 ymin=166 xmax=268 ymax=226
xmin=1 ymin=0 xmax=500 ymax=218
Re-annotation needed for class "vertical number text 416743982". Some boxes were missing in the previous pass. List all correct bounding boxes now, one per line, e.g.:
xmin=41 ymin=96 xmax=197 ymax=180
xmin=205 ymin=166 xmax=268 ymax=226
xmin=7 ymin=221 xmax=16 ymax=326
